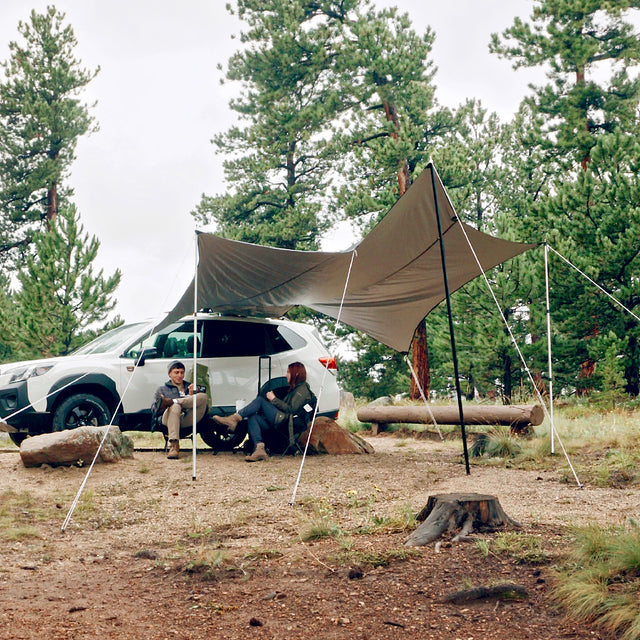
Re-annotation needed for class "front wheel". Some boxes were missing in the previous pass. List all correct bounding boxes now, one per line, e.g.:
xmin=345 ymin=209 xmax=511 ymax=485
xmin=198 ymin=419 xmax=247 ymax=452
xmin=52 ymin=394 xmax=112 ymax=432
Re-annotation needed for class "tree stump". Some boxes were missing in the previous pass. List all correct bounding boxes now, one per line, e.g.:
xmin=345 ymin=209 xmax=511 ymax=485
xmin=405 ymin=493 xmax=520 ymax=547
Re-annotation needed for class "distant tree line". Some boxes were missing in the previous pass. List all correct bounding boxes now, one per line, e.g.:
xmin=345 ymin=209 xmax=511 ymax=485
xmin=198 ymin=0 xmax=640 ymax=405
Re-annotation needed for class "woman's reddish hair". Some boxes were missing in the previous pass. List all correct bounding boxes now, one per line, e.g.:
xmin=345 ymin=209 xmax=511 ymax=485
xmin=288 ymin=361 xmax=307 ymax=389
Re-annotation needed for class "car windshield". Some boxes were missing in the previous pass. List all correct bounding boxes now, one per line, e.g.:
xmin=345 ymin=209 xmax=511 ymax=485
xmin=72 ymin=322 xmax=152 ymax=355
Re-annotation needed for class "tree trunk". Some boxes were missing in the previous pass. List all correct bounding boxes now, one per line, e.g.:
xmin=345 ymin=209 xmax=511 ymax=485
xmin=502 ymin=351 xmax=512 ymax=404
xmin=46 ymin=182 xmax=58 ymax=229
xmin=625 ymin=331 xmax=639 ymax=396
xmin=380 ymin=95 xmax=430 ymax=400
xmin=405 ymin=492 xmax=519 ymax=547
xmin=410 ymin=319 xmax=430 ymax=400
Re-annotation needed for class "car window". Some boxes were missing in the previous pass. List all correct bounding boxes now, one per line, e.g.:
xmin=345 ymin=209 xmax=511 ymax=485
xmin=124 ymin=321 xmax=203 ymax=359
xmin=201 ymin=320 xmax=267 ymax=358
xmin=73 ymin=322 xmax=150 ymax=355
xmin=267 ymin=325 xmax=306 ymax=354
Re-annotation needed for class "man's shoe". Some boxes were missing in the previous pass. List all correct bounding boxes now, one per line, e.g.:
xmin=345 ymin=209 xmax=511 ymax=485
xmin=167 ymin=439 xmax=180 ymax=459
xmin=159 ymin=396 xmax=174 ymax=413
xmin=212 ymin=412 xmax=242 ymax=433
xmin=245 ymin=442 xmax=268 ymax=462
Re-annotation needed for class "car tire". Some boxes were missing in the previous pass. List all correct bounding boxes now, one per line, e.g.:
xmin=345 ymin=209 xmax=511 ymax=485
xmin=198 ymin=418 xmax=248 ymax=452
xmin=52 ymin=394 xmax=112 ymax=432
xmin=9 ymin=433 xmax=28 ymax=446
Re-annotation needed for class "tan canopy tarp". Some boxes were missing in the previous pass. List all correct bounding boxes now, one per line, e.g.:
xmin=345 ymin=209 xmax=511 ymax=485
xmin=164 ymin=164 xmax=536 ymax=352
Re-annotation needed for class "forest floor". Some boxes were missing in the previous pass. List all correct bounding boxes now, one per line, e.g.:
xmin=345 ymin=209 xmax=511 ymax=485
xmin=1 ymin=430 xmax=633 ymax=640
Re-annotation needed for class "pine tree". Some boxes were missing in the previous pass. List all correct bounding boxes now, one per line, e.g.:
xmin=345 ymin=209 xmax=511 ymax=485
xmin=491 ymin=1 xmax=640 ymax=397
xmin=540 ymin=130 xmax=640 ymax=395
xmin=430 ymin=101 xmax=541 ymax=403
xmin=0 ymin=275 xmax=17 ymax=362
xmin=490 ymin=0 xmax=640 ymax=170
xmin=0 ymin=6 xmax=99 ymax=268
xmin=193 ymin=0 xmax=354 ymax=249
xmin=329 ymin=4 xmax=454 ymax=399
xmin=196 ymin=0 xmax=450 ymax=398
xmin=12 ymin=203 xmax=121 ymax=359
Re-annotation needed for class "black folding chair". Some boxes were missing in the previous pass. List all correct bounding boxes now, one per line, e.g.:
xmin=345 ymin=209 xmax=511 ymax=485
xmin=280 ymin=398 xmax=316 ymax=457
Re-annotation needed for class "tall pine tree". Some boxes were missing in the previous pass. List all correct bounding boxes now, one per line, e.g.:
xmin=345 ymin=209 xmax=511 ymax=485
xmin=492 ymin=1 xmax=640 ymax=397
xmin=330 ymin=4 xmax=453 ymax=399
xmin=12 ymin=202 xmax=121 ymax=359
xmin=195 ymin=0 xmax=450 ymax=398
xmin=0 ymin=5 xmax=99 ymax=268
xmin=490 ymin=0 xmax=640 ymax=170
xmin=193 ymin=0 xmax=354 ymax=249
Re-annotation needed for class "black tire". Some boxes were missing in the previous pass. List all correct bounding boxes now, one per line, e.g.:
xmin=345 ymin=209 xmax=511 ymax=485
xmin=52 ymin=393 xmax=111 ymax=432
xmin=9 ymin=433 xmax=28 ymax=446
xmin=198 ymin=418 xmax=248 ymax=452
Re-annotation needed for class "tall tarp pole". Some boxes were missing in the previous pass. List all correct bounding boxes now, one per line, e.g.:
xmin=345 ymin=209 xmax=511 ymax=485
xmin=192 ymin=232 xmax=199 ymax=481
xmin=430 ymin=164 xmax=470 ymax=474
xmin=544 ymin=243 xmax=556 ymax=455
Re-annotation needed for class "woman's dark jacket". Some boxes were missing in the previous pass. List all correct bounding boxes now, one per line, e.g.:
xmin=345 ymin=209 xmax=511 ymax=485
xmin=270 ymin=381 xmax=316 ymax=431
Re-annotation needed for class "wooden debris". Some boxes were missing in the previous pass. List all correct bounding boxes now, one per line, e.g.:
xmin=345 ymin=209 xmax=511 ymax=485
xmin=442 ymin=583 xmax=529 ymax=604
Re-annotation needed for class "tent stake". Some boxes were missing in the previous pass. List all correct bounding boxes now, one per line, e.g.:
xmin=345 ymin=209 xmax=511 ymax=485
xmin=429 ymin=163 xmax=470 ymax=475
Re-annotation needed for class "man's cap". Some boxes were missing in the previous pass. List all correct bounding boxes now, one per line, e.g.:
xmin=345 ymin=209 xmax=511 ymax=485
xmin=168 ymin=360 xmax=185 ymax=373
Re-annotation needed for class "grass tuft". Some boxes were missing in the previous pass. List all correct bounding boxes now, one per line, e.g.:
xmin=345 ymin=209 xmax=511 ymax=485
xmin=183 ymin=549 xmax=225 ymax=581
xmin=299 ymin=498 xmax=343 ymax=541
xmin=490 ymin=531 xmax=549 ymax=565
xmin=552 ymin=522 xmax=640 ymax=639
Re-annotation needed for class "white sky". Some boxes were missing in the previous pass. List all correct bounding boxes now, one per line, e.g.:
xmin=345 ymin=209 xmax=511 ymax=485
xmin=1 ymin=0 xmax=545 ymax=325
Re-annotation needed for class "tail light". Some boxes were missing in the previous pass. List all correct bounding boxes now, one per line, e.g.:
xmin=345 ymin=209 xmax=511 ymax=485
xmin=319 ymin=356 xmax=337 ymax=371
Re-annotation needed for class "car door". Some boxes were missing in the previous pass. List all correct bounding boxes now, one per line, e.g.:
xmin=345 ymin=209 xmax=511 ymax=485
xmin=119 ymin=320 xmax=207 ymax=413
xmin=201 ymin=319 xmax=284 ymax=411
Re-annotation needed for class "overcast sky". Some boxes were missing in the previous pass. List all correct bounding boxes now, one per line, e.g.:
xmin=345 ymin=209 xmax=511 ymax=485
xmin=1 ymin=0 xmax=546 ymax=325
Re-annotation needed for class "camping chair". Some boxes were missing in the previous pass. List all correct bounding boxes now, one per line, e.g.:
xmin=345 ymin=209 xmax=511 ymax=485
xmin=280 ymin=398 xmax=317 ymax=457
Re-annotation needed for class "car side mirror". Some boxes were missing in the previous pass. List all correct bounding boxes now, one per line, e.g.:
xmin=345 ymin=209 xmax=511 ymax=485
xmin=136 ymin=347 xmax=158 ymax=366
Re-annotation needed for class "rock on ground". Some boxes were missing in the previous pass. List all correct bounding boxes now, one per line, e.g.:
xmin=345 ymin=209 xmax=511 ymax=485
xmin=300 ymin=416 xmax=374 ymax=454
xmin=19 ymin=425 xmax=134 ymax=468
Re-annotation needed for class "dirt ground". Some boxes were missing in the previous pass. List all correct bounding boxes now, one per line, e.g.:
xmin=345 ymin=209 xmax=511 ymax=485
xmin=1 ymin=431 xmax=636 ymax=640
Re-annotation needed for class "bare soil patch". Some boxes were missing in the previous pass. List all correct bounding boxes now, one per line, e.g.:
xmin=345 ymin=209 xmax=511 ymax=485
xmin=1 ymin=432 xmax=632 ymax=639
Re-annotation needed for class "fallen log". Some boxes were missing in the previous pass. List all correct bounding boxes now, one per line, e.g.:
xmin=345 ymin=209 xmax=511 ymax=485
xmin=357 ymin=404 xmax=543 ymax=435
xmin=405 ymin=492 xmax=520 ymax=547
xmin=441 ymin=583 xmax=529 ymax=604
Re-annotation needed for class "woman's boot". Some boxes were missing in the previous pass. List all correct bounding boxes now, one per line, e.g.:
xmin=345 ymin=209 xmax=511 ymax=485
xmin=245 ymin=442 xmax=268 ymax=462
xmin=212 ymin=412 xmax=242 ymax=432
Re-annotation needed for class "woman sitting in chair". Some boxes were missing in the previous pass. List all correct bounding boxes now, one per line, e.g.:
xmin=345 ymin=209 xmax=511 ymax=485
xmin=213 ymin=361 xmax=315 ymax=462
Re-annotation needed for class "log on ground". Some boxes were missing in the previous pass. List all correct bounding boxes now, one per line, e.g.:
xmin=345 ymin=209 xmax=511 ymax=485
xmin=441 ymin=583 xmax=529 ymax=604
xmin=405 ymin=492 xmax=520 ymax=547
xmin=357 ymin=404 xmax=543 ymax=429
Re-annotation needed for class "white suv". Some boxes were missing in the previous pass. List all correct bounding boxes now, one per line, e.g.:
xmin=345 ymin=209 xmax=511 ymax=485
xmin=0 ymin=314 xmax=340 ymax=450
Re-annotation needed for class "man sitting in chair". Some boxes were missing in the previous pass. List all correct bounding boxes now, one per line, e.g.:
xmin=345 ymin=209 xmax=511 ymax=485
xmin=151 ymin=360 xmax=208 ymax=459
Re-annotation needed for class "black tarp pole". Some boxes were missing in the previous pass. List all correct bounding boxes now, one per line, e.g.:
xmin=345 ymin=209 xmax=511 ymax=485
xmin=430 ymin=163 xmax=471 ymax=474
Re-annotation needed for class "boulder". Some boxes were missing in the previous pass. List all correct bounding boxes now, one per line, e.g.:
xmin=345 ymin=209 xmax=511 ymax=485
xmin=20 ymin=426 xmax=134 ymax=468
xmin=339 ymin=391 xmax=356 ymax=414
xmin=299 ymin=416 xmax=374 ymax=455
xmin=368 ymin=395 xmax=394 ymax=407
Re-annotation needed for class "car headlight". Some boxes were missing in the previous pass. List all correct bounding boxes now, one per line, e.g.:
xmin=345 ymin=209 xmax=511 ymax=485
xmin=8 ymin=364 xmax=55 ymax=384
